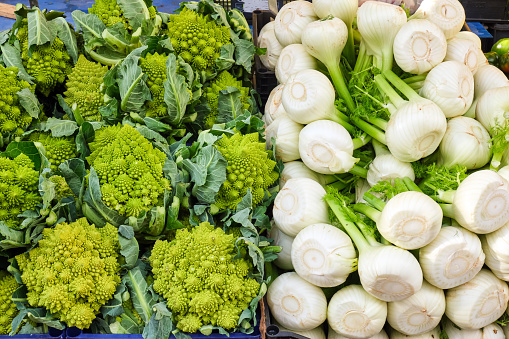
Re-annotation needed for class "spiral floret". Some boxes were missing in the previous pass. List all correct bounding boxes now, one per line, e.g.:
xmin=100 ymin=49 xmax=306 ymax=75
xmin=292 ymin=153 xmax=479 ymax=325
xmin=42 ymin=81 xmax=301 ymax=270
xmin=139 ymin=52 xmax=168 ymax=117
xmin=29 ymin=132 xmax=77 ymax=172
xmin=0 ymin=272 xmax=19 ymax=335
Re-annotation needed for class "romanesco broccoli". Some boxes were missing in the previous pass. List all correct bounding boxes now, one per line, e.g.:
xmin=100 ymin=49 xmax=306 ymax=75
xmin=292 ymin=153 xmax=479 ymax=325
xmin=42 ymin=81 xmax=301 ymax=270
xmin=87 ymin=124 xmax=171 ymax=217
xmin=89 ymin=0 xmax=157 ymax=29
xmin=50 ymin=175 xmax=74 ymax=200
xmin=203 ymin=71 xmax=250 ymax=128
xmin=0 ymin=272 xmax=19 ymax=335
xmin=150 ymin=222 xmax=260 ymax=333
xmin=16 ymin=218 xmax=121 ymax=329
xmin=28 ymin=132 xmax=77 ymax=172
xmin=214 ymin=132 xmax=278 ymax=210
xmin=167 ymin=7 xmax=231 ymax=71
xmin=16 ymin=19 xmax=73 ymax=96
xmin=0 ymin=65 xmax=36 ymax=135
xmin=139 ymin=52 xmax=168 ymax=118
xmin=63 ymin=55 xmax=108 ymax=122
xmin=0 ymin=153 xmax=41 ymax=229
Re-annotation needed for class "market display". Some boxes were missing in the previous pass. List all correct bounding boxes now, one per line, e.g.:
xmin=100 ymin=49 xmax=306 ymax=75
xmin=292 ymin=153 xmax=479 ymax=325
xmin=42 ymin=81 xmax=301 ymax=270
xmin=1 ymin=0 xmax=509 ymax=338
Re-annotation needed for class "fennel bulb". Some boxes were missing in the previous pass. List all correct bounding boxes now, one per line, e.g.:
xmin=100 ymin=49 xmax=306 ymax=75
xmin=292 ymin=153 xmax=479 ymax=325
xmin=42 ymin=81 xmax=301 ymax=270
xmin=273 ymin=177 xmax=330 ymax=237
xmin=291 ymin=223 xmax=357 ymax=287
xmin=282 ymin=69 xmax=339 ymax=124
xmin=327 ymin=285 xmax=387 ymax=338
xmin=393 ymin=19 xmax=447 ymax=75
xmin=356 ymin=179 xmax=373 ymax=204
xmin=274 ymin=1 xmax=318 ymax=47
xmin=420 ymin=61 xmax=474 ymax=118
xmin=409 ymin=0 xmax=465 ymax=39
xmin=328 ymin=327 xmax=389 ymax=339
xmin=387 ymin=280 xmax=445 ymax=335
xmin=264 ymin=84 xmax=288 ymax=127
xmin=258 ymin=21 xmax=284 ymax=71
xmin=445 ymin=269 xmax=509 ymax=330
xmin=474 ymin=64 xmax=509 ymax=100
xmin=481 ymin=221 xmax=509 ymax=281
xmin=265 ymin=115 xmax=303 ymax=162
xmin=276 ymin=323 xmax=326 ymax=339
xmin=438 ymin=116 xmax=491 ymax=170
xmin=357 ymin=1 xmax=407 ymax=71
xmin=267 ymin=272 xmax=327 ymax=331
xmin=482 ymin=323 xmax=505 ymax=339
xmin=280 ymin=161 xmax=333 ymax=188
xmin=269 ymin=222 xmax=295 ymax=270
xmin=298 ymin=120 xmax=365 ymax=175
xmin=455 ymin=31 xmax=489 ymax=70
xmin=475 ymin=86 xmax=509 ymax=133
xmin=301 ymin=17 xmax=355 ymax=112
xmin=498 ymin=166 xmax=509 ymax=183
xmin=325 ymin=190 xmax=423 ymax=302
xmin=444 ymin=37 xmax=481 ymax=75
xmin=275 ymin=44 xmax=318 ymax=84
xmin=419 ymin=226 xmax=485 ymax=289
xmin=389 ymin=327 xmax=441 ymax=339
xmin=443 ymin=318 xmax=482 ymax=338
xmin=367 ymin=140 xmax=415 ymax=187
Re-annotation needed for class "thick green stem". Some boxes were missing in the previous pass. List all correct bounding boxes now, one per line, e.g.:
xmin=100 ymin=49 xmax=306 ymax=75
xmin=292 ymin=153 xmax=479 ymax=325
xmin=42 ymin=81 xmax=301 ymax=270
xmin=353 ymin=42 xmax=368 ymax=74
xmin=372 ymin=139 xmax=390 ymax=156
xmin=366 ymin=116 xmax=388 ymax=131
xmin=383 ymin=70 xmax=421 ymax=102
xmin=381 ymin=50 xmax=394 ymax=73
xmin=362 ymin=192 xmax=386 ymax=211
xmin=328 ymin=180 xmax=348 ymax=191
xmin=350 ymin=116 xmax=387 ymax=145
xmin=356 ymin=219 xmax=380 ymax=246
xmin=349 ymin=164 xmax=368 ymax=178
xmin=438 ymin=190 xmax=456 ymax=204
xmin=403 ymin=74 xmax=427 ymax=84
xmin=344 ymin=26 xmax=356 ymax=67
xmin=439 ymin=203 xmax=455 ymax=219
xmin=403 ymin=177 xmax=423 ymax=193
xmin=408 ymin=81 xmax=424 ymax=91
xmin=353 ymin=203 xmax=382 ymax=222
xmin=394 ymin=178 xmax=409 ymax=193
xmin=491 ymin=151 xmax=504 ymax=171
xmin=352 ymin=133 xmax=372 ymax=149
xmin=374 ymin=74 xmax=406 ymax=108
xmin=328 ymin=63 xmax=356 ymax=114
xmin=333 ymin=112 xmax=357 ymax=135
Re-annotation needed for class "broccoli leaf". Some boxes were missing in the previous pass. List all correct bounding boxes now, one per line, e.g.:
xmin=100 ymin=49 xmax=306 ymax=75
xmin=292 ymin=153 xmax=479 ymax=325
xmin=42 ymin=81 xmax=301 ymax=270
xmin=1 ymin=141 xmax=41 ymax=170
xmin=118 ymin=225 xmax=139 ymax=269
xmin=163 ymin=54 xmax=191 ymax=126
xmin=71 ymin=10 xmax=106 ymax=43
xmin=117 ymin=47 xmax=151 ymax=112
xmin=232 ymin=35 xmax=255 ymax=73
xmin=0 ymin=43 xmax=33 ymax=83
xmin=53 ymin=17 xmax=79 ymax=63
xmin=117 ymin=0 xmax=151 ymax=30
xmin=142 ymin=302 xmax=174 ymax=339
xmin=26 ymin=8 xmax=56 ymax=53
xmin=123 ymin=265 xmax=157 ymax=324
xmin=42 ymin=118 xmax=79 ymax=137
xmin=16 ymin=88 xmax=40 ymax=118
xmin=217 ymin=86 xmax=243 ymax=123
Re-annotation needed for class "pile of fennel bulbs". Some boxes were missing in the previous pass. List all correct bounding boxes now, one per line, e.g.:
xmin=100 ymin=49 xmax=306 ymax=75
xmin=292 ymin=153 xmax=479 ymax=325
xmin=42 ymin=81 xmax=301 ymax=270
xmin=259 ymin=0 xmax=509 ymax=338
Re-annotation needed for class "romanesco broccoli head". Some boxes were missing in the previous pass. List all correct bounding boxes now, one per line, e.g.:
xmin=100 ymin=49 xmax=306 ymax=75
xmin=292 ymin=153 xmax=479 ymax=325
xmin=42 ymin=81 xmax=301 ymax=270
xmin=64 ymin=55 xmax=108 ymax=122
xmin=89 ymin=0 xmax=157 ymax=29
xmin=203 ymin=71 xmax=250 ymax=129
xmin=150 ymin=222 xmax=260 ymax=333
xmin=49 ymin=175 xmax=74 ymax=200
xmin=167 ymin=8 xmax=231 ymax=71
xmin=28 ymin=132 xmax=77 ymax=172
xmin=139 ymin=52 xmax=168 ymax=118
xmin=15 ymin=218 xmax=121 ymax=329
xmin=16 ymin=19 xmax=73 ymax=96
xmin=87 ymin=124 xmax=171 ymax=217
xmin=214 ymin=132 xmax=278 ymax=210
xmin=0 ymin=65 xmax=36 ymax=135
xmin=0 ymin=153 xmax=41 ymax=229
xmin=0 ymin=272 xmax=19 ymax=335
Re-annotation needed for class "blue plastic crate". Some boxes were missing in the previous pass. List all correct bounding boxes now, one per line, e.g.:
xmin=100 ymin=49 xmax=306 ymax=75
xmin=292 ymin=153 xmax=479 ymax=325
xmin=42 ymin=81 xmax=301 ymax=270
xmin=66 ymin=327 xmax=261 ymax=339
xmin=0 ymin=328 xmax=64 ymax=338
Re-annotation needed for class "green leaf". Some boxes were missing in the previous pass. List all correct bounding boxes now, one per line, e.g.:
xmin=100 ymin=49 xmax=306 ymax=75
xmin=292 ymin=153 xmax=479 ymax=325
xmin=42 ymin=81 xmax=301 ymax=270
xmin=216 ymin=43 xmax=235 ymax=71
xmin=118 ymin=225 xmax=139 ymax=269
xmin=27 ymin=8 xmax=56 ymax=52
xmin=217 ymin=86 xmax=243 ymax=123
xmin=58 ymin=158 xmax=86 ymax=197
xmin=102 ymin=22 xmax=131 ymax=53
xmin=71 ymin=10 xmax=106 ymax=42
xmin=0 ymin=223 xmax=25 ymax=249
xmin=16 ymin=88 xmax=40 ymax=118
xmin=39 ymin=170 xmax=56 ymax=209
xmin=76 ymin=122 xmax=95 ymax=158
xmin=101 ymin=282 xmax=126 ymax=317
xmin=163 ymin=54 xmax=191 ymax=126
xmin=117 ymin=47 xmax=152 ymax=112
xmin=117 ymin=0 xmax=151 ymax=30
xmin=53 ymin=17 xmax=79 ymax=63
xmin=42 ymin=118 xmax=78 ymax=137
xmin=57 ymin=94 xmax=75 ymax=121
xmin=233 ymin=35 xmax=255 ymax=73
xmin=142 ymin=302 xmax=173 ymax=339
xmin=10 ymin=308 xmax=65 ymax=335
xmin=143 ymin=117 xmax=172 ymax=133
xmin=135 ymin=125 xmax=167 ymax=144
xmin=124 ymin=266 xmax=156 ymax=324
xmin=0 ymin=43 xmax=33 ymax=83
xmin=1 ymin=141 xmax=41 ymax=170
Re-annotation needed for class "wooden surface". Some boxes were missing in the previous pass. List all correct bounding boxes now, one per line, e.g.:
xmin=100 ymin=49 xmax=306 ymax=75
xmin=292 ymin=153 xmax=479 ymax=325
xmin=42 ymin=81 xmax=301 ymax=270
xmin=0 ymin=2 xmax=15 ymax=19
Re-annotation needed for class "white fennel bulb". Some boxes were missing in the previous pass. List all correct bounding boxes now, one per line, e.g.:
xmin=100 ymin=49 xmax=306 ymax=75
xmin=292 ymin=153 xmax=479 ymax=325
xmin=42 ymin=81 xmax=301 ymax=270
xmin=282 ymin=69 xmax=338 ymax=124
xmin=393 ymin=19 xmax=447 ymax=75
xmin=390 ymin=327 xmax=441 ymax=338
xmin=444 ymin=37 xmax=480 ymax=74
xmin=420 ymin=61 xmax=474 ymax=118
xmin=367 ymin=140 xmax=415 ymax=187
xmin=438 ymin=116 xmax=491 ymax=169
xmin=276 ymin=323 xmax=326 ymax=339
xmin=450 ymin=170 xmax=509 ymax=234
xmin=377 ymin=191 xmax=443 ymax=250
xmin=269 ymin=222 xmax=295 ymax=270
xmin=455 ymin=31 xmax=489 ymax=70
xmin=299 ymin=120 xmax=359 ymax=175
xmin=387 ymin=281 xmax=445 ymax=335
xmin=264 ymin=84 xmax=287 ymax=127
xmin=329 ymin=327 xmax=388 ymax=339
xmin=481 ymin=221 xmax=509 ymax=281
xmin=410 ymin=0 xmax=465 ymax=39
xmin=258 ymin=21 xmax=284 ymax=71
xmin=445 ymin=269 xmax=509 ymax=330
xmin=265 ymin=116 xmax=303 ymax=162
xmin=482 ymin=323 xmax=505 ymax=339
xmin=419 ymin=226 xmax=485 ymax=289
xmin=280 ymin=161 xmax=333 ymax=188
xmin=312 ymin=0 xmax=357 ymax=22
xmin=267 ymin=272 xmax=327 ymax=331
xmin=444 ymin=318 xmax=482 ymax=338
xmin=291 ymin=223 xmax=357 ymax=287
xmin=275 ymin=44 xmax=318 ymax=84
xmin=357 ymin=1 xmax=407 ymax=71
xmin=474 ymin=64 xmax=509 ymax=100
xmin=356 ymin=179 xmax=372 ymax=204
xmin=498 ymin=166 xmax=509 ymax=183
xmin=327 ymin=285 xmax=387 ymax=339
xmin=274 ymin=1 xmax=317 ymax=47
xmin=273 ymin=178 xmax=329 ymax=237
xmin=475 ymin=86 xmax=509 ymax=133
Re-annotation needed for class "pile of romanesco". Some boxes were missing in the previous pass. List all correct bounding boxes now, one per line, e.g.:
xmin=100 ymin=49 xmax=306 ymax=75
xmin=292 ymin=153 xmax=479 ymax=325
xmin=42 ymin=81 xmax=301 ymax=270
xmin=214 ymin=132 xmax=279 ymax=210
xmin=16 ymin=218 xmax=121 ymax=329
xmin=0 ymin=272 xmax=19 ymax=335
xmin=0 ymin=153 xmax=41 ymax=229
xmin=89 ymin=0 xmax=157 ymax=29
xmin=139 ymin=52 xmax=169 ymax=118
xmin=87 ymin=124 xmax=170 ymax=217
xmin=28 ymin=132 xmax=77 ymax=172
xmin=150 ymin=222 xmax=260 ymax=333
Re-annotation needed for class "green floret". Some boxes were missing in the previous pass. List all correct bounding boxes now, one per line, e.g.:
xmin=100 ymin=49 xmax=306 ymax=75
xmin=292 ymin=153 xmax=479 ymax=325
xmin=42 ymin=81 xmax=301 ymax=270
xmin=15 ymin=218 xmax=121 ymax=329
xmin=150 ymin=222 xmax=260 ymax=333
xmin=167 ymin=7 xmax=231 ymax=71
xmin=89 ymin=0 xmax=157 ymax=29
xmin=0 ymin=153 xmax=41 ymax=229
xmin=139 ymin=52 xmax=168 ymax=118
xmin=0 ymin=272 xmax=19 ymax=335
xmin=213 ymin=132 xmax=278 ymax=211
xmin=87 ymin=124 xmax=171 ymax=217
xmin=50 ymin=175 xmax=74 ymax=200
xmin=0 ymin=65 xmax=36 ymax=135
xmin=203 ymin=71 xmax=250 ymax=128
xmin=16 ymin=19 xmax=73 ymax=97
xmin=28 ymin=132 xmax=77 ymax=172
xmin=64 ymin=55 xmax=109 ymax=122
